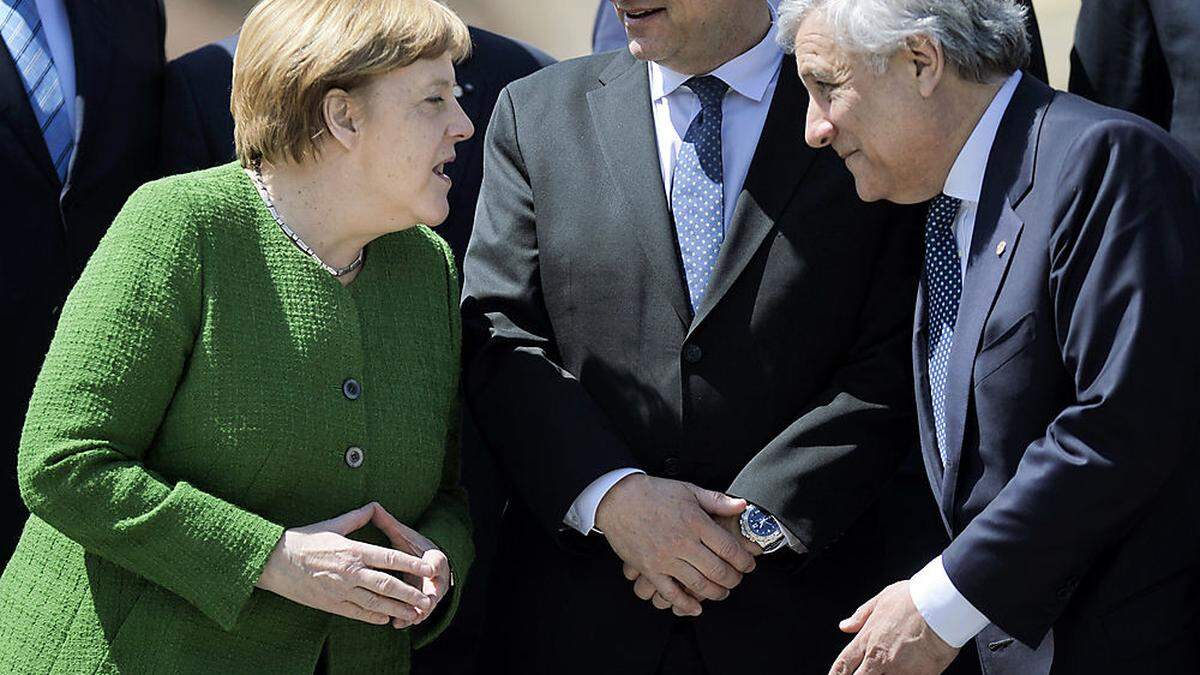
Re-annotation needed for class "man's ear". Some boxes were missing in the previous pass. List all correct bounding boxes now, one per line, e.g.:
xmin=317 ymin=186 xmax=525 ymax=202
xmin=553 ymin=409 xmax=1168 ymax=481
xmin=322 ymin=88 xmax=361 ymax=151
xmin=904 ymin=34 xmax=944 ymax=98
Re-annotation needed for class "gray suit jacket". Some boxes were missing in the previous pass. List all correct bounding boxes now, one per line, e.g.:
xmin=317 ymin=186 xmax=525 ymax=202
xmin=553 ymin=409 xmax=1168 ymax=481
xmin=461 ymin=47 xmax=921 ymax=674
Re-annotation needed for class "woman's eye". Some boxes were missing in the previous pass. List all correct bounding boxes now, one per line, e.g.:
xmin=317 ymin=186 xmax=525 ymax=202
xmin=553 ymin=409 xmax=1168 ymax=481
xmin=426 ymin=96 xmax=445 ymax=105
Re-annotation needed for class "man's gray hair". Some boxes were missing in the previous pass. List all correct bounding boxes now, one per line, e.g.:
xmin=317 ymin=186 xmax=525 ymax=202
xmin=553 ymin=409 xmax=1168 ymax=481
xmin=777 ymin=0 xmax=1030 ymax=83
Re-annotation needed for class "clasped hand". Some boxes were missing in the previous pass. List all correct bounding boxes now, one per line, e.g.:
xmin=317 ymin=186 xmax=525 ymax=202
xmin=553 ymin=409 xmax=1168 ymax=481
xmin=256 ymin=502 xmax=451 ymax=629
xmin=596 ymin=474 xmax=762 ymax=616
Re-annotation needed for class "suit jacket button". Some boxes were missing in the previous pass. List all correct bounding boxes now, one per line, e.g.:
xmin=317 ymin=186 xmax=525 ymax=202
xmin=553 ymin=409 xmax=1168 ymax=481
xmin=345 ymin=446 xmax=364 ymax=468
xmin=683 ymin=344 xmax=703 ymax=364
xmin=663 ymin=457 xmax=681 ymax=476
xmin=342 ymin=378 xmax=362 ymax=400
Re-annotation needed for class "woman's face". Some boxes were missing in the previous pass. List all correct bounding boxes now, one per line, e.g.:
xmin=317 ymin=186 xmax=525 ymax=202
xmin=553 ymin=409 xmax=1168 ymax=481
xmin=354 ymin=52 xmax=473 ymax=232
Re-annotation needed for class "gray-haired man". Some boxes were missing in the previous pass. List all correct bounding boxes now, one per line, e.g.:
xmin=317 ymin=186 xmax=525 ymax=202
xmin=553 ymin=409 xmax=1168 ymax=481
xmin=778 ymin=0 xmax=1200 ymax=674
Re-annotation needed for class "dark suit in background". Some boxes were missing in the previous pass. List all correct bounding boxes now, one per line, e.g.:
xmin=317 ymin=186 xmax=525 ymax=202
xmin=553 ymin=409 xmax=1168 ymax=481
xmin=160 ymin=34 xmax=237 ymax=176
xmin=1 ymin=0 xmax=165 ymax=563
xmin=462 ymin=47 xmax=921 ymax=674
xmin=1070 ymin=0 xmax=1200 ymax=158
xmin=917 ymin=75 xmax=1200 ymax=674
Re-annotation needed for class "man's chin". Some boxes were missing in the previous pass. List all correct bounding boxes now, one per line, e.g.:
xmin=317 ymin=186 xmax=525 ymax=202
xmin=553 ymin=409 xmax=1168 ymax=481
xmin=626 ymin=38 xmax=665 ymax=63
xmin=849 ymin=175 xmax=886 ymax=204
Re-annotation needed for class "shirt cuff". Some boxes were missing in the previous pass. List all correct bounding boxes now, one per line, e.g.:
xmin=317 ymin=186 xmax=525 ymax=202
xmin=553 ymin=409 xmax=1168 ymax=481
xmin=910 ymin=556 xmax=990 ymax=648
xmin=563 ymin=468 xmax=645 ymax=535
xmin=775 ymin=520 xmax=806 ymax=553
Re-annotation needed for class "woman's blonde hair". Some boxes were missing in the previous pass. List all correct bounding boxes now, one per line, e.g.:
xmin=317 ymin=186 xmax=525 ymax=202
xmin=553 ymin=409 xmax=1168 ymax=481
xmin=232 ymin=0 xmax=471 ymax=166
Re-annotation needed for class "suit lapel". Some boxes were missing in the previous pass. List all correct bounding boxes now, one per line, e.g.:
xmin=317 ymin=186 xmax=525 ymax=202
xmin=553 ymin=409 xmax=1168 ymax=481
xmin=688 ymin=56 xmax=816 ymax=334
xmin=0 ymin=28 xmax=60 ymax=189
xmin=938 ymin=75 xmax=1050 ymax=518
xmin=587 ymin=52 xmax=691 ymax=328
xmin=62 ymin=0 xmax=114 ymax=195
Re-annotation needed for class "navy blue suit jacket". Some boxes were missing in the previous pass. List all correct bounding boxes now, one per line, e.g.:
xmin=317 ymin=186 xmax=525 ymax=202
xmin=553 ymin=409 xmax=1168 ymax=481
xmin=1 ymin=0 xmax=165 ymax=563
xmin=915 ymin=74 xmax=1200 ymax=674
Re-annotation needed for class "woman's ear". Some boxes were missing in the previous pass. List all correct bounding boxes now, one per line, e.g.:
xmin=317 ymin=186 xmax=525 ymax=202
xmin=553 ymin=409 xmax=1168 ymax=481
xmin=905 ymin=34 xmax=945 ymax=99
xmin=322 ymin=88 xmax=361 ymax=151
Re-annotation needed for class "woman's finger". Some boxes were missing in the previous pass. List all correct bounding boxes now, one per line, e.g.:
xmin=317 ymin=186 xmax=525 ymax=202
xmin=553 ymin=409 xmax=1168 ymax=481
xmin=422 ymin=549 xmax=451 ymax=599
xmin=333 ymin=600 xmax=391 ymax=626
xmin=651 ymin=593 xmax=672 ymax=610
xmin=356 ymin=542 xmax=434 ymax=576
xmin=370 ymin=504 xmax=435 ymax=554
xmin=346 ymin=587 xmax=420 ymax=623
xmin=321 ymin=502 xmax=379 ymax=536
xmin=356 ymin=568 xmax=431 ymax=611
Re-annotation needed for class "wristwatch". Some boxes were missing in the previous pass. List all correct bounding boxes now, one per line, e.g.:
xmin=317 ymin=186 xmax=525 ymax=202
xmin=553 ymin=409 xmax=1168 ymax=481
xmin=740 ymin=504 xmax=785 ymax=553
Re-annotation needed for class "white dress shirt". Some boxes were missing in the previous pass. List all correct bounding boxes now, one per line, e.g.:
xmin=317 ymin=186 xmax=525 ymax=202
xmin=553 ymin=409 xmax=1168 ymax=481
xmin=908 ymin=71 xmax=1024 ymax=649
xmin=563 ymin=12 xmax=785 ymax=536
xmin=32 ymin=0 xmax=77 ymax=136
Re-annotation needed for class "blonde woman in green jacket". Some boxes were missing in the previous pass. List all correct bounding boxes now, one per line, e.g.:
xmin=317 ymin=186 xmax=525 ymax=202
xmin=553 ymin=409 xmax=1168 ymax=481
xmin=0 ymin=0 xmax=476 ymax=672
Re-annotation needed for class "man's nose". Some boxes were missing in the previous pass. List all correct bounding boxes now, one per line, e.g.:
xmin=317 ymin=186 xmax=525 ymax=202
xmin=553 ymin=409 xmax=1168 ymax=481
xmin=804 ymin=97 xmax=835 ymax=149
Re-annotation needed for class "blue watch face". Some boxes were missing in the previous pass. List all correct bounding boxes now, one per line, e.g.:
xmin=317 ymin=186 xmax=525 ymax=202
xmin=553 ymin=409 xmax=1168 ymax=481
xmin=746 ymin=506 xmax=780 ymax=538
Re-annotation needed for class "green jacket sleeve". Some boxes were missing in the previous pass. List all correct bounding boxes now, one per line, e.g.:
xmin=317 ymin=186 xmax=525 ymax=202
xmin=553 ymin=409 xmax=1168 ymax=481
xmin=412 ymin=236 xmax=474 ymax=649
xmin=17 ymin=179 xmax=285 ymax=631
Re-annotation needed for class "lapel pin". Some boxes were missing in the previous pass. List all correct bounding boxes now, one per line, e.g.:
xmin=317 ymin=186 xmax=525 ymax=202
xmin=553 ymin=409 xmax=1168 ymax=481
xmin=996 ymin=241 xmax=1007 ymax=256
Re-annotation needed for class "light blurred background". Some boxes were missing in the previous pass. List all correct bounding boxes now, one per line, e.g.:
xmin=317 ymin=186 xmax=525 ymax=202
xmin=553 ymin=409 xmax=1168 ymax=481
xmin=164 ymin=0 xmax=1083 ymax=88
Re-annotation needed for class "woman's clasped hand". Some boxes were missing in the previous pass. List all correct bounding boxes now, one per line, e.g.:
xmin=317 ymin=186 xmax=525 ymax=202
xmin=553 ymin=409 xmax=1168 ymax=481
xmin=255 ymin=502 xmax=452 ymax=629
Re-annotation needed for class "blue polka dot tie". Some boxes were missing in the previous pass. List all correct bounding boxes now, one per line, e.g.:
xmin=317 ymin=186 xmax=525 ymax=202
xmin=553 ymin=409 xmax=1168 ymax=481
xmin=671 ymin=75 xmax=729 ymax=314
xmin=924 ymin=194 xmax=963 ymax=466
xmin=1 ymin=0 xmax=75 ymax=183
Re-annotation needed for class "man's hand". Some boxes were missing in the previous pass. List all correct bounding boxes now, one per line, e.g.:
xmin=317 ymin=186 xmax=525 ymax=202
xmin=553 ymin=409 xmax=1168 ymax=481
xmin=622 ymin=514 xmax=765 ymax=614
xmin=716 ymin=514 xmax=764 ymax=557
xmin=829 ymin=581 xmax=959 ymax=675
xmin=596 ymin=474 xmax=756 ymax=616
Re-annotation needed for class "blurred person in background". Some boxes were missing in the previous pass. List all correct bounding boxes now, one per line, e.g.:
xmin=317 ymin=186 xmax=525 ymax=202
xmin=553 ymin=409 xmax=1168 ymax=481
xmin=158 ymin=20 xmax=554 ymax=675
xmin=0 ymin=0 xmax=165 ymax=563
xmin=0 ymin=0 xmax=476 ymax=672
xmin=1070 ymin=0 xmax=1200 ymax=160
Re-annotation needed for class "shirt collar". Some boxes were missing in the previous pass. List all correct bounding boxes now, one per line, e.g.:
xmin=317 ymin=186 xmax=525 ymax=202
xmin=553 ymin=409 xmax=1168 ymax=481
xmin=943 ymin=70 xmax=1023 ymax=203
xmin=648 ymin=5 xmax=783 ymax=104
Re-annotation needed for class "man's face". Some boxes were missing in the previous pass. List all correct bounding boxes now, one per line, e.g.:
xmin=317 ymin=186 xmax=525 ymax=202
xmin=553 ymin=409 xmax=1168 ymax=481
xmin=609 ymin=0 xmax=740 ymax=72
xmin=792 ymin=13 xmax=942 ymax=203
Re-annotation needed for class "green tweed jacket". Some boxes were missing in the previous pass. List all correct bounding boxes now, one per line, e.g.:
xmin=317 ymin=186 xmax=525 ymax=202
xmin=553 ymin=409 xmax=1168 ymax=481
xmin=0 ymin=163 xmax=472 ymax=674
